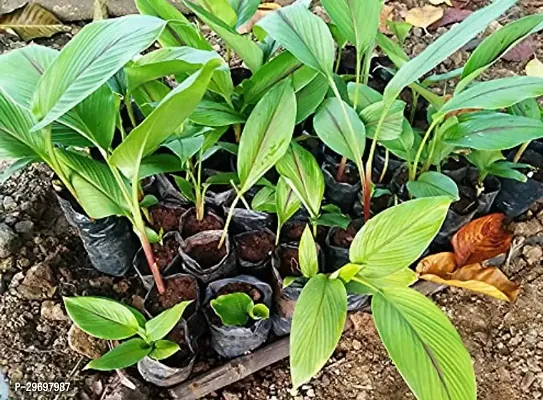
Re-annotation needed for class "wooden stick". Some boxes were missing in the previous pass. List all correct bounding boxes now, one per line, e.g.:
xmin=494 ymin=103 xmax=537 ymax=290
xmin=169 ymin=281 xmax=444 ymax=399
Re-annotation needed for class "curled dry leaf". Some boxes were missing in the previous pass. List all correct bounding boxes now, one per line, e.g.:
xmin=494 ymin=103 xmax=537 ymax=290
xmin=429 ymin=8 xmax=472 ymax=29
xmin=526 ymin=58 xmax=543 ymax=77
xmin=443 ymin=94 xmax=481 ymax=117
xmin=452 ymin=213 xmax=512 ymax=266
xmin=416 ymin=252 xmax=520 ymax=302
xmin=0 ymin=3 xmax=70 ymax=41
xmin=379 ymin=5 xmax=394 ymax=33
xmin=405 ymin=5 xmax=444 ymax=29
xmin=503 ymin=38 xmax=534 ymax=62
xmin=237 ymin=2 xmax=281 ymax=34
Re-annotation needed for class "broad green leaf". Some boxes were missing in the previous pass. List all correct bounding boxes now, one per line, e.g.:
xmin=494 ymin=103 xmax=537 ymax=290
xmin=145 ymin=301 xmax=191 ymax=342
xmin=299 ymin=225 xmax=318 ymax=278
xmin=459 ymin=14 xmax=543 ymax=91
xmin=249 ymin=303 xmax=270 ymax=320
xmin=347 ymin=267 xmax=418 ymax=294
xmin=488 ymin=161 xmax=528 ymax=182
xmin=295 ymin=72 xmax=329 ymax=124
xmin=321 ymin=0 xmax=381 ymax=55
xmin=290 ymin=274 xmax=347 ymax=388
xmin=0 ymin=157 xmax=38 ymax=184
xmin=149 ymin=340 xmax=180 ymax=361
xmin=257 ymin=3 xmax=335 ymax=78
xmin=174 ymin=176 xmax=196 ymax=202
xmin=139 ymin=154 xmax=183 ymax=180
xmin=126 ymin=305 xmax=147 ymax=328
xmin=132 ymin=80 xmax=171 ymax=117
xmin=313 ymin=98 xmax=365 ymax=168
xmin=350 ymin=197 xmax=450 ymax=278
xmin=57 ymin=149 xmax=129 ymax=218
xmin=329 ymin=23 xmax=347 ymax=49
xmin=375 ymin=31 xmax=409 ymax=68
xmin=406 ymin=171 xmax=459 ymax=201
xmin=315 ymin=212 xmax=351 ymax=229
xmin=85 ymin=338 xmax=151 ymax=371
xmin=276 ymin=176 xmax=301 ymax=229
xmin=198 ymin=0 xmax=237 ymax=26
xmin=183 ymin=0 xmax=263 ymax=72
xmin=440 ymin=77 xmax=543 ymax=115
xmin=140 ymin=194 xmax=159 ymax=208
xmin=238 ymin=79 xmax=296 ymax=193
xmin=211 ymin=292 xmax=254 ymax=326
xmin=110 ymin=62 xmax=220 ymax=180
xmin=347 ymin=82 xmax=382 ymax=112
xmin=228 ymin=0 xmax=260 ymax=28
xmin=0 ymin=89 xmax=47 ymax=161
xmin=381 ymin=120 xmax=417 ymax=161
xmin=373 ymin=287 xmax=476 ymax=400
xmin=32 ymin=15 xmax=167 ymax=130
xmin=276 ymin=142 xmax=324 ymax=219
xmin=64 ymin=297 xmax=140 ymax=340
xmin=388 ymin=20 xmax=412 ymax=46
xmin=383 ymin=0 xmax=516 ymax=104
xmin=163 ymin=135 xmax=204 ymax=165
xmin=360 ymin=100 xmax=405 ymax=141
xmin=252 ymin=186 xmax=277 ymax=213
xmin=509 ymin=98 xmax=541 ymax=119
xmin=445 ymin=113 xmax=543 ymax=151
xmin=465 ymin=149 xmax=505 ymax=172
xmin=189 ymin=100 xmax=245 ymax=127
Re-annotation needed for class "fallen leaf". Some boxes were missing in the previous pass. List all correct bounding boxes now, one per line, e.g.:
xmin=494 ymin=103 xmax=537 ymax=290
xmin=379 ymin=5 xmax=394 ymax=33
xmin=237 ymin=2 xmax=281 ymax=34
xmin=405 ymin=5 xmax=444 ymax=29
xmin=416 ymin=252 xmax=458 ymax=274
xmin=430 ymin=8 xmax=472 ymax=29
xmin=429 ymin=0 xmax=453 ymax=6
xmin=526 ymin=58 xmax=543 ymax=77
xmin=452 ymin=213 xmax=512 ymax=266
xmin=503 ymin=38 xmax=534 ymax=62
xmin=0 ymin=3 xmax=70 ymax=41
xmin=93 ymin=0 xmax=108 ymax=21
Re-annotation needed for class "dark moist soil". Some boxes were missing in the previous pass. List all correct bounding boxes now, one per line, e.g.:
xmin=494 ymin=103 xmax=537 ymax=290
xmin=325 ymin=163 xmax=359 ymax=185
xmin=149 ymin=204 xmax=184 ymax=233
xmin=152 ymin=235 xmax=178 ymax=270
xmin=216 ymin=282 xmax=263 ymax=303
xmin=451 ymin=186 xmax=478 ymax=215
xmin=186 ymin=238 xmax=227 ymax=270
xmin=281 ymin=220 xmax=326 ymax=243
xmin=235 ymin=230 xmax=275 ymax=263
xmin=181 ymin=209 xmax=224 ymax=239
xmin=276 ymin=246 xmax=302 ymax=278
xmin=331 ymin=221 xmax=361 ymax=249
xmin=443 ymin=157 xmax=467 ymax=172
xmin=157 ymin=275 xmax=199 ymax=311
xmin=371 ymin=192 xmax=394 ymax=215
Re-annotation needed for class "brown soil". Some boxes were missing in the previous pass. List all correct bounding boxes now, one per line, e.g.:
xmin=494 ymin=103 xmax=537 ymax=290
xmin=216 ymin=282 xmax=263 ymax=303
xmin=331 ymin=221 xmax=362 ymax=249
xmin=276 ymin=245 xmax=302 ymax=278
xmin=157 ymin=275 xmax=198 ymax=311
xmin=235 ymin=230 xmax=275 ymax=263
xmin=281 ymin=219 xmax=326 ymax=243
xmin=149 ymin=204 xmax=185 ymax=233
xmin=181 ymin=209 xmax=224 ymax=239
xmin=151 ymin=235 xmax=178 ymax=270
xmin=186 ymin=238 xmax=227 ymax=270
xmin=325 ymin=163 xmax=359 ymax=185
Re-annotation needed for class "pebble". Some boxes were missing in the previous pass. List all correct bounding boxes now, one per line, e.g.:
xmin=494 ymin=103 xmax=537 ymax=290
xmin=17 ymin=263 xmax=57 ymax=300
xmin=2 ymin=196 xmax=16 ymax=211
xmin=522 ymin=371 xmax=535 ymax=391
xmin=0 ymin=257 xmax=14 ymax=273
xmin=67 ymin=325 xmax=107 ymax=359
xmin=352 ymin=339 xmax=362 ymax=350
xmin=41 ymin=301 xmax=69 ymax=321
xmin=14 ymin=220 xmax=34 ymax=235
xmin=0 ymin=223 xmax=21 ymax=258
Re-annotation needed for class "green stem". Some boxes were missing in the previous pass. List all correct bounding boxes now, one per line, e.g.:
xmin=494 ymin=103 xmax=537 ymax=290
xmin=230 ymin=181 xmax=251 ymax=209
xmin=378 ymin=149 xmax=389 ymax=184
xmin=334 ymin=47 xmax=343 ymax=74
xmin=275 ymin=223 xmax=282 ymax=246
xmin=312 ymin=223 xmax=317 ymax=238
xmin=219 ymin=194 xmax=241 ymax=249
xmin=124 ymin=96 xmax=137 ymax=129
xmin=514 ymin=142 xmax=530 ymax=163
xmin=361 ymin=44 xmax=373 ymax=85
xmin=411 ymin=118 xmax=441 ymax=181
xmin=353 ymin=50 xmax=363 ymax=111
xmin=409 ymin=90 xmax=419 ymax=125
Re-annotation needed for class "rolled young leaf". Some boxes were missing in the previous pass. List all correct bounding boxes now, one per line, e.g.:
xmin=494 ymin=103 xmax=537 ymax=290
xmin=350 ymin=197 xmax=451 ymax=278
xmin=276 ymin=176 xmax=301 ymax=233
xmin=85 ymin=338 xmax=151 ymax=371
xmin=229 ymin=0 xmax=261 ymax=29
xmin=406 ymin=171 xmax=459 ymax=201
xmin=373 ymin=287 xmax=476 ymax=400
xmin=290 ymin=274 xmax=347 ymax=388
xmin=237 ymin=79 xmax=296 ymax=193
xmin=149 ymin=340 xmax=180 ymax=361
xmin=299 ymin=225 xmax=318 ymax=278
xmin=32 ymin=15 xmax=167 ymax=131
xmin=64 ymin=297 xmax=141 ymax=340
xmin=145 ymin=301 xmax=192 ymax=342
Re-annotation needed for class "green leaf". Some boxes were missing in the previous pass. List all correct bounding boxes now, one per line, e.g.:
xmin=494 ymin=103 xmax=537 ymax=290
xmin=139 ymin=154 xmax=183 ymax=180
xmin=237 ymin=79 xmax=296 ymax=193
xmin=150 ymin=340 xmax=180 ymax=361
xmin=56 ymin=149 xmax=129 ymax=219
xmin=347 ymin=82 xmax=382 ymax=112
xmin=229 ymin=0 xmax=260 ymax=28
xmin=132 ymin=80 xmax=171 ymax=117
xmin=173 ymin=176 xmax=196 ymax=202
xmin=383 ymin=0 xmax=516 ymax=104
xmin=198 ymin=0 xmax=237 ymax=26
xmin=276 ymin=142 xmax=324 ymax=219
xmin=85 ymin=338 xmax=151 ymax=371
xmin=406 ymin=172 xmax=459 ymax=201
xmin=249 ymin=303 xmax=270 ymax=320
xmin=314 ymin=212 xmax=351 ymax=229
xmin=313 ymin=98 xmax=365 ymax=168
xmin=145 ymin=226 xmax=161 ymax=244
xmin=350 ymin=197 xmax=451 ymax=278
xmin=110 ymin=63 xmax=220 ymax=180
xmin=190 ymin=100 xmax=245 ymax=127
xmin=32 ymin=15 xmax=166 ymax=130
xmin=328 ymin=23 xmax=347 ymax=48
xmin=210 ymin=292 xmax=254 ymax=326
xmin=257 ymin=3 xmax=335 ymax=78
xmin=373 ymin=287 xmax=476 ymax=400
xmin=509 ymin=98 xmax=541 ymax=120
xmin=276 ymin=176 xmax=301 ymax=230
xmin=164 ymin=135 xmax=205 ymax=165
xmin=381 ymin=120 xmax=417 ymax=161
xmin=347 ymin=267 xmax=417 ymax=294
xmin=320 ymin=0 xmax=381 ymax=55
xmin=126 ymin=305 xmax=147 ymax=328
xmin=388 ymin=20 xmax=412 ymax=46
xmin=466 ymin=149 xmax=505 ymax=172
xmin=459 ymin=14 xmax=543 ymax=91
xmin=375 ymin=32 xmax=409 ymax=69
xmin=145 ymin=301 xmax=191 ymax=342
xmin=136 ymin=0 xmax=210 ymax=49
xmin=182 ymin=0 xmax=263 ymax=72
xmin=295 ymin=72 xmax=329 ymax=124
xmin=488 ymin=161 xmax=528 ymax=182
xmin=439 ymin=77 xmax=543 ymax=116
xmin=445 ymin=113 xmax=543 ymax=151
xmin=360 ymin=100 xmax=405 ymax=141
xmin=299 ymin=225 xmax=318 ymax=278
xmin=252 ymin=186 xmax=277 ymax=213
xmin=140 ymin=194 xmax=159 ymax=208
xmin=64 ymin=297 xmax=140 ymax=340
xmin=290 ymin=274 xmax=347 ymax=388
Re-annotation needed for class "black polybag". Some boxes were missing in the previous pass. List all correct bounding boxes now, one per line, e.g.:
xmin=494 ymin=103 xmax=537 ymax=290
xmin=322 ymin=162 xmax=360 ymax=212
xmin=233 ymin=228 xmax=275 ymax=281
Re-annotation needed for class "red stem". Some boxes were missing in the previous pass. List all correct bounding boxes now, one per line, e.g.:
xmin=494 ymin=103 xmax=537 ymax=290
xmin=141 ymin=235 xmax=166 ymax=294
xmin=363 ymin=175 xmax=371 ymax=222
xmin=336 ymin=157 xmax=347 ymax=182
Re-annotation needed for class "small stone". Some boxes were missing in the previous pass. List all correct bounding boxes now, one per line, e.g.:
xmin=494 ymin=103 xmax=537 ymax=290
xmin=412 ymin=27 xmax=423 ymax=37
xmin=522 ymin=371 xmax=535 ymax=391
xmin=113 ymin=280 xmax=130 ymax=294
xmin=17 ymin=263 xmax=57 ymax=300
xmin=523 ymin=246 xmax=542 ymax=266
xmin=222 ymin=392 xmax=240 ymax=400
xmin=17 ymin=257 xmax=30 ymax=268
xmin=41 ymin=301 xmax=69 ymax=321
xmin=14 ymin=220 xmax=34 ymax=235
xmin=307 ymin=388 xmax=315 ymax=397
xmin=352 ymin=339 xmax=362 ymax=350
xmin=0 ymin=257 xmax=14 ymax=273
xmin=68 ymin=325 xmax=107 ymax=359
xmin=0 ymin=223 xmax=20 ymax=258
xmin=2 ymin=196 xmax=16 ymax=211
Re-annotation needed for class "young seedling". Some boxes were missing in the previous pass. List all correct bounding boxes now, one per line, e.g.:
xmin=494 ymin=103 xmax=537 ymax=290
xmin=466 ymin=150 xmax=529 ymax=192
xmin=64 ymin=296 xmax=192 ymax=370
xmin=210 ymin=292 xmax=270 ymax=327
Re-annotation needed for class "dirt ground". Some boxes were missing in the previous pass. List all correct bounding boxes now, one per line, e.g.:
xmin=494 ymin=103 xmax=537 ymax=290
xmin=1 ymin=0 xmax=543 ymax=399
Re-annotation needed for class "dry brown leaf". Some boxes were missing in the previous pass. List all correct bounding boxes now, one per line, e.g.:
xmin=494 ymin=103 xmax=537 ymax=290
xmin=503 ymin=38 xmax=534 ymax=62
xmin=452 ymin=213 xmax=512 ymax=266
xmin=416 ymin=252 xmax=457 ymax=275
xmin=379 ymin=5 xmax=394 ymax=33
xmin=429 ymin=0 xmax=453 ymax=6
xmin=429 ymin=8 xmax=472 ymax=29
xmin=0 ymin=3 xmax=70 ymax=41
xmin=237 ymin=2 xmax=281 ymax=34
xmin=405 ymin=5 xmax=444 ymax=29
xmin=526 ymin=58 xmax=543 ymax=77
